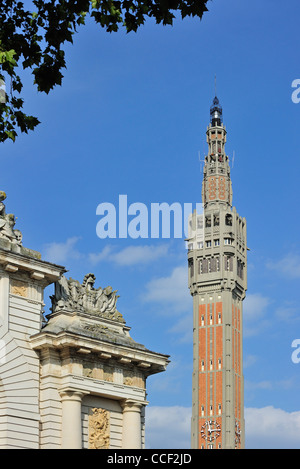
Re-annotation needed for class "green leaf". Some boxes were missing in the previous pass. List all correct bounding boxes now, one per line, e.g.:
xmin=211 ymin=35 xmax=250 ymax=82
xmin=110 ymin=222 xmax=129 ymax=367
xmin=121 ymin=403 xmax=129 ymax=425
xmin=4 ymin=130 xmax=17 ymax=142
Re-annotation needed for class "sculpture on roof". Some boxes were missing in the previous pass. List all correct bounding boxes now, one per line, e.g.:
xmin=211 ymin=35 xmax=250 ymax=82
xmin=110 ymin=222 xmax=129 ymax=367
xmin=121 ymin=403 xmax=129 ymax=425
xmin=51 ymin=273 xmax=124 ymax=323
xmin=0 ymin=192 xmax=23 ymax=246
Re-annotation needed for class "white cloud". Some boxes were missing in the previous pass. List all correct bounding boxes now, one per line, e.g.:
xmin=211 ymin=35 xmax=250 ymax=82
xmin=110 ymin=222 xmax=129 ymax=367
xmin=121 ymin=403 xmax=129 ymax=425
xmin=245 ymin=380 xmax=273 ymax=391
xmin=143 ymin=265 xmax=191 ymax=314
xmin=275 ymin=305 xmax=300 ymax=323
xmin=245 ymin=406 xmax=300 ymax=449
xmin=168 ymin=314 xmax=193 ymax=343
xmin=44 ymin=239 xmax=170 ymax=268
xmin=145 ymin=406 xmax=191 ymax=449
xmin=243 ymin=293 xmax=271 ymax=336
xmin=243 ymin=354 xmax=258 ymax=368
xmin=89 ymin=244 xmax=169 ymax=266
xmin=112 ymin=244 xmax=169 ymax=266
xmin=88 ymin=245 xmax=114 ymax=264
xmin=244 ymin=293 xmax=271 ymax=321
xmin=245 ymin=378 xmax=294 ymax=392
xmin=266 ymin=253 xmax=300 ymax=279
xmin=43 ymin=236 xmax=82 ymax=264
xmin=149 ymin=356 xmax=192 ymax=397
xmin=144 ymin=405 xmax=300 ymax=449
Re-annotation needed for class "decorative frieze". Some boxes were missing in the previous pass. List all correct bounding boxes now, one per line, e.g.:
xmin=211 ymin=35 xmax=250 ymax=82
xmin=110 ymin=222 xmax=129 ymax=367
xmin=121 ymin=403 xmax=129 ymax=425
xmin=124 ymin=370 xmax=145 ymax=389
xmin=103 ymin=365 xmax=114 ymax=382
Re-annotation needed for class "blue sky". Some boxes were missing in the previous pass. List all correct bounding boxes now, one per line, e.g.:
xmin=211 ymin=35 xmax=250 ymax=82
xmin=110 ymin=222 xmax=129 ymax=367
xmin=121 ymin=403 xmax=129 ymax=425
xmin=2 ymin=0 xmax=300 ymax=449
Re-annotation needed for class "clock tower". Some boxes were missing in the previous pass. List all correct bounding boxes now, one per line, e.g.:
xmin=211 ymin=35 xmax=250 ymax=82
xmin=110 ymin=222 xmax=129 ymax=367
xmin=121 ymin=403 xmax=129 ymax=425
xmin=187 ymin=96 xmax=247 ymax=449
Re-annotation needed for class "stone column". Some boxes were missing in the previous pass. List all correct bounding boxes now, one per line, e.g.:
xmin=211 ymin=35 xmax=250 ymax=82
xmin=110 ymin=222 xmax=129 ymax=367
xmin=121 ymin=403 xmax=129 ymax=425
xmin=121 ymin=400 xmax=143 ymax=449
xmin=60 ymin=390 xmax=85 ymax=449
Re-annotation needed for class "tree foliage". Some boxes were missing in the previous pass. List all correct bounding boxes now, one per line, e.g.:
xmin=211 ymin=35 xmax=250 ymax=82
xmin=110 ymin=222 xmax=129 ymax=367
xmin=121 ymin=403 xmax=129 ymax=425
xmin=0 ymin=0 xmax=210 ymax=142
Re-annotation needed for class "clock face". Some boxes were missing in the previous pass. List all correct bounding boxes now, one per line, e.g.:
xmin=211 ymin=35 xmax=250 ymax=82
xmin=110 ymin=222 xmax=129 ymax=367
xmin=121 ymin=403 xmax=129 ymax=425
xmin=201 ymin=420 xmax=221 ymax=442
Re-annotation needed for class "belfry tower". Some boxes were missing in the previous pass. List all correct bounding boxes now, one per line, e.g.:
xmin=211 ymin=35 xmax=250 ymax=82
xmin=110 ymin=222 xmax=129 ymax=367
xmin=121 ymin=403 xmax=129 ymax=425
xmin=187 ymin=96 xmax=247 ymax=449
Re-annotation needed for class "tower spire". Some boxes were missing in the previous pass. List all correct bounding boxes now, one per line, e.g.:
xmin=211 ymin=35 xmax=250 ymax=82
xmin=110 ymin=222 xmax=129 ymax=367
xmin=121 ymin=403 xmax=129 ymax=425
xmin=202 ymin=94 xmax=231 ymax=208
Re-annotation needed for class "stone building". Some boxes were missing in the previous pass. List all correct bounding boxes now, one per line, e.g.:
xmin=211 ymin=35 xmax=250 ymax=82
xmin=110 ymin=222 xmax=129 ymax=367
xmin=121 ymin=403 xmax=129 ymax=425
xmin=0 ymin=192 xmax=169 ymax=449
xmin=187 ymin=97 xmax=247 ymax=449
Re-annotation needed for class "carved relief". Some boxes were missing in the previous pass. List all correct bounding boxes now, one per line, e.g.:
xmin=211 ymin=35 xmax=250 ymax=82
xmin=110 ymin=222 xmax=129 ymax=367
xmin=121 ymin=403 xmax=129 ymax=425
xmin=89 ymin=408 xmax=110 ymax=449
xmin=123 ymin=369 xmax=134 ymax=386
xmin=123 ymin=370 xmax=145 ymax=388
xmin=83 ymin=361 xmax=104 ymax=380
xmin=10 ymin=280 xmax=27 ymax=297
xmin=83 ymin=362 xmax=94 ymax=378
xmin=103 ymin=365 xmax=114 ymax=382
xmin=136 ymin=375 xmax=145 ymax=389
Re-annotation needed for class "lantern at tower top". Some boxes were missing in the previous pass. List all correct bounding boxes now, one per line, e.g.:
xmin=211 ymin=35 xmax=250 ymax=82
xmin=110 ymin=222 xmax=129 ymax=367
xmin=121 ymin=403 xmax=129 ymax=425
xmin=210 ymin=96 xmax=223 ymax=127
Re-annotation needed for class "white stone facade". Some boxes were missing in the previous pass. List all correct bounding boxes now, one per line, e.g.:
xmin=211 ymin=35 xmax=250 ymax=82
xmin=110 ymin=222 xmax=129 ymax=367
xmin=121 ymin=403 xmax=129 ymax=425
xmin=0 ymin=194 xmax=169 ymax=449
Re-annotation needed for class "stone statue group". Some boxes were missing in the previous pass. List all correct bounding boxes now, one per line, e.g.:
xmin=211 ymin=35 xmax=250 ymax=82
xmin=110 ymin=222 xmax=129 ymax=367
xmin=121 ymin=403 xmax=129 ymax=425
xmin=0 ymin=191 xmax=22 ymax=245
xmin=51 ymin=272 xmax=123 ymax=322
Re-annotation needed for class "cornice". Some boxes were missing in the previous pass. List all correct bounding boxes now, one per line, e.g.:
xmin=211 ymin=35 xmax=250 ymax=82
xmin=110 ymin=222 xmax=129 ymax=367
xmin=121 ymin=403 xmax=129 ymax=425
xmin=30 ymin=330 xmax=170 ymax=376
